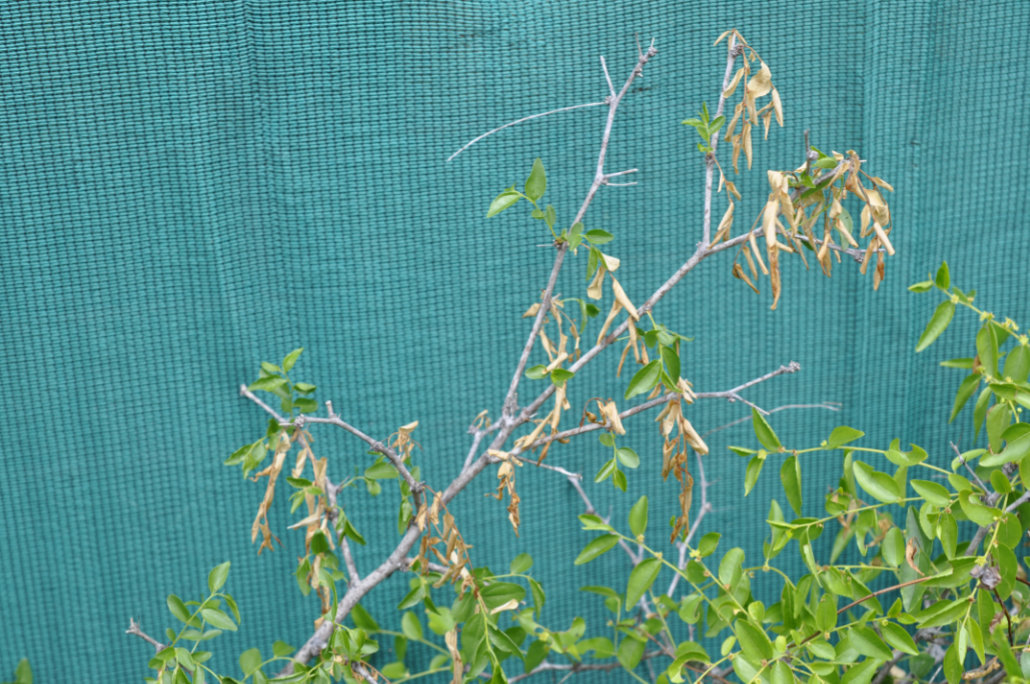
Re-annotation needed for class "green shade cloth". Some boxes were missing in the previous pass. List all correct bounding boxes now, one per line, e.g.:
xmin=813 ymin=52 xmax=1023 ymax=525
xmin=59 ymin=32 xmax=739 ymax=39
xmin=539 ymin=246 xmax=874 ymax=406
xmin=2 ymin=1 xmax=1029 ymax=680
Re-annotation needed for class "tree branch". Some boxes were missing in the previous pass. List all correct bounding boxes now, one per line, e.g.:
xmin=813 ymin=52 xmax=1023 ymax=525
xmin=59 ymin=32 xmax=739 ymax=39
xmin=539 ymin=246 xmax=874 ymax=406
xmin=501 ymin=41 xmax=658 ymax=422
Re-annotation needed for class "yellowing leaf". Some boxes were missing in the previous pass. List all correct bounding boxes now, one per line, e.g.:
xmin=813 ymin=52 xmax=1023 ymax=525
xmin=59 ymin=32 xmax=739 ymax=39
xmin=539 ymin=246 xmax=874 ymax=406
xmin=870 ymin=176 xmax=894 ymax=192
xmin=723 ymin=67 xmax=745 ymax=98
xmin=587 ymin=267 xmax=606 ymax=300
xmin=599 ymin=399 xmax=627 ymax=435
xmin=746 ymin=62 xmax=773 ymax=99
xmin=610 ymin=276 xmax=639 ymax=320
xmin=489 ymin=599 xmax=520 ymax=614
xmin=600 ymin=252 xmax=621 ymax=272
xmin=743 ymin=123 xmax=753 ymax=168
xmin=714 ymin=202 xmax=734 ymax=243
xmin=873 ymin=222 xmax=895 ymax=255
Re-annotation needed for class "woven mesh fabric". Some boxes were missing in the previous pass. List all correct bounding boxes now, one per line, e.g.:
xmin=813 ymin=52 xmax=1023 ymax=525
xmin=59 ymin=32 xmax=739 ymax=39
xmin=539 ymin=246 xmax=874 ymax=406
xmin=3 ymin=1 xmax=1030 ymax=680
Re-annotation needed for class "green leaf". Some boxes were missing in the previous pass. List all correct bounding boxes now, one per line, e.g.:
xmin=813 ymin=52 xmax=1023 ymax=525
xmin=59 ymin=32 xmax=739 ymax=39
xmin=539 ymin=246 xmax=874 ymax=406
xmin=853 ymin=461 xmax=901 ymax=503
xmin=709 ymin=115 xmax=725 ymax=137
xmin=958 ymin=492 xmax=996 ymax=526
xmin=935 ymin=262 xmax=950 ymax=290
xmin=365 ymin=461 xmax=398 ymax=480
xmin=550 ymin=368 xmax=574 ymax=387
xmin=613 ymin=469 xmax=627 ymax=491
xmin=282 ymin=348 xmax=303 ymax=372
xmin=718 ymin=548 xmax=745 ymax=588
xmin=1003 ymin=344 xmax=1030 ymax=383
xmin=200 ymin=608 xmax=236 ymax=631
xmin=881 ymin=526 xmax=904 ymax=567
xmin=509 ymin=553 xmax=533 ymax=574
xmin=525 ymin=365 xmax=548 ymax=380
xmin=751 ymin=408 xmax=781 ymax=450
xmin=908 ymin=280 xmax=933 ymax=293
xmin=167 ymin=594 xmax=190 ymax=623
xmin=487 ymin=188 xmax=522 ymax=218
xmin=584 ymin=229 xmax=614 ymax=245
xmin=401 ymin=612 xmax=422 ymax=640
xmin=911 ymin=479 xmax=951 ymax=506
xmin=629 ymin=496 xmax=648 ymax=537
xmin=625 ymin=558 xmax=661 ymax=607
xmin=380 ymin=663 xmax=407 ymax=679
xmin=734 ymin=619 xmax=773 ymax=662
xmin=594 ymin=457 xmax=616 ymax=483
xmin=986 ymin=403 xmax=1011 ymax=453
xmin=880 ymin=621 xmax=919 ymax=655
xmin=574 ymin=534 xmax=619 ymax=565
xmin=993 ymin=627 xmax=1022 ymax=679
xmin=744 ymin=453 xmax=765 ymax=495
xmin=950 ymin=374 xmax=981 ymax=422
xmin=239 ymin=648 xmax=262 ymax=676
xmin=850 ymin=625 xmax=892 ymax=660
xmin=816 ymin=594 xmax=837 ymax=632
xmin=942 ymin=643 xmax=963 ymax=684
xmin=973 ymin=386 xmax=992 ymax=436
xmin=290 ymin=398 xmax=314 ymax=414
xmin=615 ymin=447 xmax=639 ymax=469
xmin=780 ymin=455 xmax=802 ymax=516
xmin=544 ymin=205 xmax=556 ymax=229
xmin=578 ymin=514 xmax=613 ymax=531
xmin=984 ymin=425 xmax=1030 ymax=466
xmin=616 ymin=635 xmax=645 ymax=671
xmin=916 ymin=300 xmax=955 ymax=352
xmin=825 ymin=426 xmax=864 ymax=449
xmin=660 ymin=345 xmax=681 ymax=383
xmin=525 ymin=158 xmax=546 ymax=202
xmin=769 ymin=660 xmax=794 ymax=684
xmin=566 ymin=221 xmax=584 ymax=249
xmin=976 ymin=324 xmax=999 ymax=376
xmin=208 ymin=562 xmax=230 ymax=594
xmin=349 ymin=604 xmax=377 ymax=632
xmin=625 ymin=360 xmax=661 ymax=400
xmin=293 ymin=381 xmax=316 ymax=394
xmin=248 ymin=376 xmax=288 ymax=393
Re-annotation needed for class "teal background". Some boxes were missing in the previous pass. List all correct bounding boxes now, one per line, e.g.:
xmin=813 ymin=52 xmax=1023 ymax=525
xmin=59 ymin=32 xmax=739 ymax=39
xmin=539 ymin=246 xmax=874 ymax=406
xmin=2 ymin=1 xmax=1029 ymax=681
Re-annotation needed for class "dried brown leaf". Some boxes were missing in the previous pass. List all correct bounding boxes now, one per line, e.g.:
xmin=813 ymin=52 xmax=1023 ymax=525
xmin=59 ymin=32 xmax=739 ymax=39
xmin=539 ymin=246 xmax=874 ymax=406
xmin=609 ymin=276 xmax=639 ymax=320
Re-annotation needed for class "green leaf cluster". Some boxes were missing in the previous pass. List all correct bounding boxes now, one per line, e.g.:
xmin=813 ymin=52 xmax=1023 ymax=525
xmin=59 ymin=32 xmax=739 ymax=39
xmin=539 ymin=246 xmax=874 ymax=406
xmin=681 ymin=102 xmax=725 ymax=154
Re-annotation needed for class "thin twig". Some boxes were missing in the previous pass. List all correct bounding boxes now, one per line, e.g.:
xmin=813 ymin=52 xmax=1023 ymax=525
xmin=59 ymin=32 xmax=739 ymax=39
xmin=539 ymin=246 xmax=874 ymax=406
xmin=871 ymin=652 xmax=905 ymax=684
xmin=463 ymin=427 xmax=486 ymax=471
xmin=701 ymin=402 xmax=841 ymax=438
xmin=126 ymin=618 xmax=165 ymax=652
xmin=792 ymin=233 xmax=868 ymax=263
xmin=600 ymin=56 xmax=615 ymax=98
xmin=324 ymin=478 xmax=361 ymax=583
xmin=240 ymin=390 xmax=423 ymax=508
xmin=517 ymin=360 xmax=805 ymax=455
xmin=500 ymin=41 xmax=658 ymax=423
xmin=951 ymin=442 xmax=990 ymax=493
xmin=447 ymin=101 xmax=607 ymax=162
xmin=507 ymin=651 xmax=668 ymax=683
xmin=702 ymin=33 xmax=739 ymax=246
